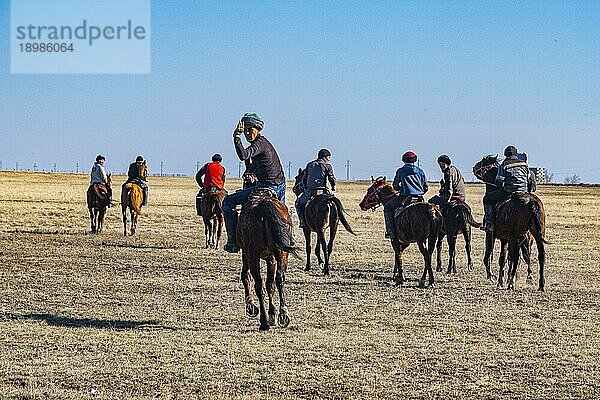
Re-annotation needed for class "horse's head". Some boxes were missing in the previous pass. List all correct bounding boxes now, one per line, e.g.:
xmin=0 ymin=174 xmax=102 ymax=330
xmin=242 ymin=171 xmax=258 ymax=190
xmin=292 ymin=168 xmax=304 ymax=197
xmin=140 ymin=161 xmax=148 ymax=179
xmin=473 ymin=155 xmax=499 ymax=184
xmin=359 ymin=176 xmax=396 ymax=211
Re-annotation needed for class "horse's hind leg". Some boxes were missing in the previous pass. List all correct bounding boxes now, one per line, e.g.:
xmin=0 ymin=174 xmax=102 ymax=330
xmin=325 ymin=222 xmax=338 ymax=275
xmin=122 ymin=208 xmax=127 ymax=236
xmin=531 ymin=231 xmax=546 ymax=292
xmin=215 ymin=214 xmax=223 ymax=249
xmin=250 ymin=257 xmax=269 ymax=331
xmin=130 ymin=209 xmax=136 ymax=235
xmin=521 ymin=234 xmax=533 ymax=284
xmin=463 ymin=226 xmax=474 ymax=272
xmin=435 ymin=232 xmax=444 ymax=272
xmin=507 ymin=241 xmax=520 ymax=290
xmin=241 ymin=253 xmax=259 ymax=318
xmin=303 ymin=227 xmax=312 ymax=271
xmin=446 ymin=234 xmax=457 ymax=274
xmin=204 ymin=218 xmax=211 ymax=248
xmin=211 ymin=217 xmax=218 ymax=248
xmin=317 ymin=230 xmax=329 ymax=275
xmin=391 ymin=240 xmax=408 ymax=285
xmin=497 ymin=240 xmax=508 ymax=288
xmin=266 ymin=256 xmax=277 ymax=326
xmin=90 ymin=208 xmax=96 ymax=234
xmin=417 ymin=240 xmax=433 ymax=288
xmin=275 ymin=255 xmax=290 ymax=328
xmin=98 ymin=208 xmax=106 ymax=234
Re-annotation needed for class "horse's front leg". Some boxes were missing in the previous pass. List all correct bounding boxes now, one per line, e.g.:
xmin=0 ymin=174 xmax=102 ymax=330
xmin=483 ymin=232 xmax=495 ymax=281
xmin=241 ymin=253 xmax=259 ymax=318
xmin=122 ymin=208 xmax=127 ymax=236
xmin=325 ymin=222 xmax=338 ymax=276
xmin=97 ymin=208 xmax=106 ymax=234
xmin=90 ymin=208 xmax=96 ymax=234
xmin=391 ymin=240 xmax=408 ymax=285
xmin=446 ymin=234 xmax=457 ymax=274
xmin=497 ymin=240 xmax=508 ymax=288
xmin=507 ymin=240 xmax=520 ymax=290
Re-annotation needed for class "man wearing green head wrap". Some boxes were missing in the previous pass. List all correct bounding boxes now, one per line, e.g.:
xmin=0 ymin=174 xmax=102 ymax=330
xmin=222 ymin=113 xmax=287 ymax=253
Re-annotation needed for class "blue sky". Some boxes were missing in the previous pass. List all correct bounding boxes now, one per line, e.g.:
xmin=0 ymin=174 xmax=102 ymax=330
xmin=1 ymin=1 xmax=599 ymax=182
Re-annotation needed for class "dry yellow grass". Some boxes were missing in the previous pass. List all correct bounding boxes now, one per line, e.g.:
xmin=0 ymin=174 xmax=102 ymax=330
xmin=1 ymin=171 xmax=599 ymax=399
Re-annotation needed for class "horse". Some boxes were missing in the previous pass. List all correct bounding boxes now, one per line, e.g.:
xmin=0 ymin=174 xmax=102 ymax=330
xmin=86 ymin=174 xmax=112 ymax=234
xmin=359 ymin=177 xmax=443 ymax=288
xmin=435 ymin=199 xmax=481 ymax=274
xmin=473 ymin=155 xmax=548 ymax=291
xmin=293 ymin=168 xmax=356 ymax=275
xmin=121 ymin=162 xmax=147 ymax=236
xmin=199 ymin=189 xmax=225 ymax=249
xmin=237 ymin=188 xmax=299 ymax=331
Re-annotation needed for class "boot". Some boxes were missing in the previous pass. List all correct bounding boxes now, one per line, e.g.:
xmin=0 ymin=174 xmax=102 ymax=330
xmin=296 ymin=203 xmax=306 ymax=228
xmin=196 ymin=194 xmax=203 ymax=216
xmin=384 ymin=210 xmax=396 ymax=239
xmin=482 ymin=203 xmax=495 ymax=232
xmin=142 ymin=186 xmax=148 ymax=206
xmin=223 ymin=213 xmax=239 ymax=253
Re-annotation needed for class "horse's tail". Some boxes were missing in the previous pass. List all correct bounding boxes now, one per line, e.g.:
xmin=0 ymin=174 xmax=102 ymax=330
xmin=458 ymin=203 xmax=482 ymax=228
xmin=211 ymin=192 xmax=223 ymax=216
xmin=258 ymin=200 xmax=300 ymax=259
xmin=530 ymin=197 xmax=550 ymax=244
xmin=328 ymin=195 xmax=356 ymax=235
xmin=123 ymin=184 xmax=142 ymax=215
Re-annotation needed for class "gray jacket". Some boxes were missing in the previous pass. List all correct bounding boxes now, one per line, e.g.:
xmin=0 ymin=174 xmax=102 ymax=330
xmin=303 ymin=159 xmax=336 ymax=193
xmin=439 ymin=165 xmax=466 ymax=201
xmin=495 ymin=156 xmax=530 ymax=193
xmin=90 ymin=162 xmax=107 ymax=185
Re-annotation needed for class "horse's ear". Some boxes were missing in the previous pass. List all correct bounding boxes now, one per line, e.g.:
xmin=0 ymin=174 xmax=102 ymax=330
xmin=371 ymin=175 xmax=375 ymax=183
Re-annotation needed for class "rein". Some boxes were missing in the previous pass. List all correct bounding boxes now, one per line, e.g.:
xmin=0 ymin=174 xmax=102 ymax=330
xmin=363 ymin=182 xmax=397 ymax=210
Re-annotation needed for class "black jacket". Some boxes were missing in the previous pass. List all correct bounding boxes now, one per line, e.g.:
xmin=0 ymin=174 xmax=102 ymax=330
xmin=234 ymin=135 xmax=285 ymax=185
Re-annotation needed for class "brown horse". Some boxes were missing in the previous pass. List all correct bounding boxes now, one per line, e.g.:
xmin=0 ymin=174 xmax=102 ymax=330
xmin=86 ymin=174 xmax=112 ymax=234
xmin=237 ymin=189 xmax=299 ymax=331
xmin=474 ymin=155 xmax=548 ymax=291
xmin=121 ymin=162 xmax=147 ymax=236
xmin=293 ymin=168 xmax=356 ymax=274
xmin=359 ymin=177 xmax=443 ymax=288
xmin=199 ymin=189 xmax=225 ymax=248
xmin=435 ymin=200 xmax=481 ymax=274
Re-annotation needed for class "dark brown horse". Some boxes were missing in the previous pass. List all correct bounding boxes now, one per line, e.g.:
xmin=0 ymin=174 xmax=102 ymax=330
xmin=435 ymin=200 xmax=481 ymax=274
xmin=199 ymin=189 xmax=225 ymax=249
xmin=293 ymin=168 xmax=356 ymax=275
xmin=121 ymin=162 xmax=147 ymax=236
xmin=86 ymin=174 xmax=112 ymax=234
xmin=359 ymin=177 xmax=443 ymax=288
xmin=237 ymin=189 xmax=299 ymax=331
xmin=474 ymin=155 xmax=548 ymax=291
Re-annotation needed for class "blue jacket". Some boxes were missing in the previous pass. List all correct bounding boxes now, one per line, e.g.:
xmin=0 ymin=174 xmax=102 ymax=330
xmin=393 ymin=163 xmax=428 ymax=196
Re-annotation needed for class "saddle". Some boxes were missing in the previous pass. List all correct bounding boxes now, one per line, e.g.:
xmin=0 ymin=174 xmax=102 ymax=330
xmin=305 ymin=187 xmax=331 ymax=209
xmin=393 ymin=196 xmax=423 ymax=218
xmin=248 ymin=188 xmax=277 ymax=202
xmin=496 ymin=192 xmax=530 ymax=213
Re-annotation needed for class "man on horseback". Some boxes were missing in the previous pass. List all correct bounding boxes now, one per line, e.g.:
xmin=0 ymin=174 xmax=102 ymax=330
xmin=482 ymin=145 xmax=536 ymax=232
xmin=89 ymin=154 xmax=112 ymax=205
xmin=295 ymin=148 xmax=336 ymax=228
xmin=428 ymin=154 xmax=466 ymax=206
xmin=124 ymin=155 xmax=148 ymax=206
xmin=223 ymin=113 xmax=287 ymax=253
xmin=384 ymin=151 xmax=429 ymax=239
xmin=195 ymin=154 xmax=227 ymax=216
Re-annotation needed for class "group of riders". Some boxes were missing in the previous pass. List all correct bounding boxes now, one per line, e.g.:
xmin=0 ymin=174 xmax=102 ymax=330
xmin=89 ymin=112 xmax=538 ymax=250
xmin=88 ymin=155 xmax=148 ymax=206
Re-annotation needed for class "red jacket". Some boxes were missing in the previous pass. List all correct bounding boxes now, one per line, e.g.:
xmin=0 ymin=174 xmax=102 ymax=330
xmin=196 ymin=162 xmax=225 ymax=189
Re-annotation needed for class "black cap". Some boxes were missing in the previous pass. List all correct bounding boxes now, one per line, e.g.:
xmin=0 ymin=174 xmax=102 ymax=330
xmin=212 ymin=153 xmax=222 ymax=162
xmin=136 ymin=155 xmax=144 ymax=162
xmin=96 ymin=154 xmax=105 ymax=162
xmin=437 ymin=154 xmax=451 ymax=165
xmin=504 ymin=146 xmax=517 ymax=157
xmin=318 ymin=148 xmax=331 ymax=159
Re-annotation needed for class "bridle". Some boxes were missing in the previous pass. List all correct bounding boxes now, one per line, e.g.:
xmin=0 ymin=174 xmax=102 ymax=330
xmin=473 ymin=161 xmax=498 ymax=182
xmin=362 ymin=180 xmax=397 ymax=210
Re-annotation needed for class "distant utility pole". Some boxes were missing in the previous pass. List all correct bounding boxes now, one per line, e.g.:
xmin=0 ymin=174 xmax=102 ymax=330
xmin=16 ymin=162 xmax=19 ymax=171
xmin=76 ymin=163 xmax=79 ymax=173
xmin=33 ymin=162 xmax=38 ymax=172
xmin=288 ymin=161 xmax=292 ymax=178
xmin=346 ymin=160 xmax=351 ymax=180
xmin=160 ymin=161 xmax=163 ymax=176
xmin=53 ymin=163 xmax=57 ymax=173
xmin=238 ymin=162 xmax=242 ymax=178
xmin=196 ymin=161 xmax=200 ymax=172
xmin=0 ymin=160 xmax=2 ymax=170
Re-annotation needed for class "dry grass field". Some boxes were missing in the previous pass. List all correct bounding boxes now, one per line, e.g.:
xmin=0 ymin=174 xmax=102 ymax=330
xmin=1 ymin=171 xmax=600 ymax=399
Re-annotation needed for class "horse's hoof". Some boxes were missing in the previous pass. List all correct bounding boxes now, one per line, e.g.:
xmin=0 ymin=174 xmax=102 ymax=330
xmin=246 ymin=303 xmax=259 ymax=318
xmin=526 ymin=275 xmax=533 ymax=284
xmin=436 ymin=267 xmax=442 ymax=273
xmin=268 ymin=314 xmax=276 ymax=326
xmin=322 ymin=268 xmax=329 ymax=276
xmin=277 ymin=313 xmax=290 ymax=328
xmin=418 ymin=279 xmax=426 ymax=289
xmin=304 ymin=265 xmax=311 ymax=272
xmin=446 ymin=270 xmax=452 ymax=275
xmin=467 ymin=264 xmax=474 ymax=272
xmin=259 ymin=323 xmax=270 ymax=331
